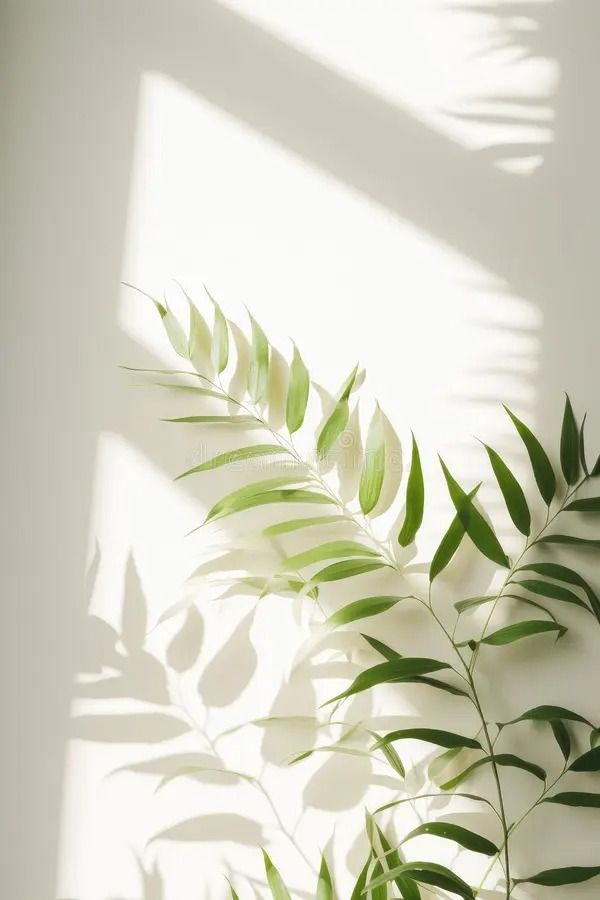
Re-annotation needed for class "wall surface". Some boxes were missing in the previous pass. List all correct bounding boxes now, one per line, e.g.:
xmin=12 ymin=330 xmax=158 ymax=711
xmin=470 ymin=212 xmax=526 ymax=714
xmin=2 ymin=1 xmax=600 ymax=899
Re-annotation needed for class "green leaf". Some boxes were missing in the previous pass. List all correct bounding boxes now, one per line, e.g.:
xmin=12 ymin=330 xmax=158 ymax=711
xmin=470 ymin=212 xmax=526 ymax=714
xmin=351 ymin=858 xmax=372 ymax=900
xmin=371 ymin=729 xmax=481 ymax=751
xmin=362 ymin=634 xmax=400 ymax=661
xmin=429 ymin=486 xmax=480 ymax=582
xmin=367 ymin=862 xmax=388 ymax=900
xmin=514 ymin=866 xmax=600 ymax=887
xmin=428 ymin=746 xmax=465 ymax=783
xmin=579 ymin=412 xmax=589 ymax=475
xmin=128 ymin=283 xmax=191 ymax=359
xmin=536 ymin=533 xmax=600 ymax=549
xmin=225 ymin=878 xmax=240 ymax=900
xmin=247 ymin=313 xmax=270 ymax=403
xmin=592 ymin=453 xmax=600 ymax=477
xmin=517 ymin=562 xmax=600 ymax=621
xmin=441 ymin=753 xmax=545 ymax=791
xmin=513 ymin=578 xmax=590 ymax=612
xmin=152 ymin=382 xmax=224 ymax=398
xmin=163 ymin=415 xmax=260 ymax=426
xmin=179 ymin=287 xmax=211 ymax=365
xmin=205 ymin=476 xmax=311 ymax=523
xmin=262 ymin=515 xmax=346 ymax=536
xmin=550 ymin=720 xmax=571 ymax=761
xmin=439 ymin=460 xmax=509 ymax=568
xmin=317 ymin=854 xmax=334 ymax=900
xmin=560 ymin=394 xmax=580 ymax=485
xmin=398 ymin=434 xmax=424 ymax=546
xmin=206 ymin=289 xmax=229 ymax=374
xmin=544 ymin=792 xmax=600 ymax=808
xmin=401 ymin=822 xmax=498 ymax=856
xmin=305 ymin=559 xmax=388 ymax=590
xmin=480 ymin=620 xmax=565 ymax=645
xmin=286 ymin=343 xmax=310 ymax=434
xmin=454 ymin=595 xmax=495 ymax=613
xmin=363 ymin=861 xmax=474 ymax=899
xmin=504 ymin=405 xmax=556 ymax=505
xmin=360 ymin=405 xmax=386 ymax=515
xmin=498 ymin=705 xmax=594 ymax=729
xmin=569 ymin=746 xmax=600 ymax=772
xmin=325 ymin=596 xmax=408 ymax=629
xmin=376 ymin=826 xmax=421 ymax=900
xmin=322 ymin=657 xmax=451 ymax=707
xmin=262 ymin=849 xmax=292 ymax=900
xmin=375 ymin=739 xmax=406 ymax=779
xmin=279 ymin=541 xmax=380 ymax=572
xmin=565 ymin=497 xmax=600 ymax=512
xmin=482 ymin=443 xmax=531 ymax=535
xmin=175 ymin=444 xmax=289 ymax=479
xmin=201 ymin=487 xmax=334 ymax=528
xmin=317 ymin=365 xmax=358 ymax=460
xmin=361 ymin=635 xmax=467 ymax=696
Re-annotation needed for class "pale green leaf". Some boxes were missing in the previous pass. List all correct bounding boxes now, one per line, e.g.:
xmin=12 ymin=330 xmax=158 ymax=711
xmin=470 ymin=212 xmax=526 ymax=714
xmin=398 ymin=434 xmax=424 ymax=546
xmin=279 ymin=540 xmax=380 ymax=572
xmin=248 ymin=313 xmax=270 ymax=403
xmin=176 ymin=445 xmax=289 ymax=479
xmin=360 ymin=405 xmax=386 ymax=515
xmin=286 ymin=342 xmax=310 ymax=434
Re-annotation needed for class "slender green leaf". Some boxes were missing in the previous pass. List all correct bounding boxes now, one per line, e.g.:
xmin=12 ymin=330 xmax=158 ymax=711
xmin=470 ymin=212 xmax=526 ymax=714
xmin=176 ymin=444 xmax=288 ymax=479
xmin=402 ymin=822 xmax=498 ymax=856
xmin=262 ymin=515 xmax=346 ymax=536
xmin=537 ymin=533 xmax=600 ymax=549
xmin=180 ymin=288 xmax=211 ymax=365
xmin=580 ymin=412 xmax=589 ymax=475
xmin=569 ymin=746 xmax=600 ymax=772
xmin=441 ymin=753 xmax=546 ymax=791
xmin=560 ymin=394 xmax=580 ymax=484
xmin=482 ymin=443 xmax=531 ymax=535
xmin=152 ymin=383 xmax=224 ymax=398
xmin=305 ymin=559 xmax=388 ymax=590
xmin=129 ymin=283 xmax=190 ymax=359
xmin=279 ymin=541 xmax=380 ymax=572
xmin=518 ymin=562 xmax=600 ymax=621
xmin=322 ymin=658 xmax=451 ymax=707
xmin=201 ymin=488 xmax=334 ymax=528
xmin=360 ymin=405 xmax=386 ymax=515
xmin=592 ymin=453 xmax=600 ymax=477
xmin=454 ymin=595 xmax=494 ymax=613
xmin=504 ymin=405 xmax=556 ymax=505
xmin=262 ymin=850 xmax=292 ymax=900
xmin=362 ymin=634 xmax=400 ymax=661
xmin=325 ymin=596 xmax=408 ymax=629
xmin=428 ymin=747 xmax=464 ymax=783
xmin=163 ymin=415 xmax=260 ymax=426
xmin=565 ymin=497 xmax=600 ymax=512
xmin=206 ymin=289 xmax=229 ymax=374
xmin=286 ymin=343 xmax=310 ymax=433
xmin=367 ymin=862 xmax=388 ymax=900
xmin=376 ymin=739 xmax=406 ymax=779
xmin=351 ymin=858 xmax=372 ymax=900
xmin=371 ymin=729 xmax=481 ymax=751
xmin=225 ymin=878 xmax=240 ymax=900
xmin=430 ymin=485 xmax=480 ymax=581
xmin=514 ymin=866 xmax=600 ymax=887
xmin=247 ymin=313 xmax=270 ymax=403
xmin=439 ymin=460 xmax=509 ymax=568
xmin=363 ymin=861 xmax=474 ymax=899
xmin=376 ymin=826 xmax=421 ymax=900
xmin=361 ymin=635 xmax=467 ymax=696
xmin=513 ymin=578 xmax=590 ymax=611
xmin=398 ymin=434 xmax=424 ymax=546
xmin=544 ymin=792 xmax=600 ymax=808
xmin=317 ymin=365 xmax=358 ymax=459
xmin=550 ymin=720 xmax=571 ymax=761
xmin=205 ymin=476 xmax=310 ymax=523
xmin=498 ymin=705 xmax=594 ymax=729
xmin=480 ymin=620 xmax=565 ymax=645
xmin=317 ymin=854 xmax=334 ymax=900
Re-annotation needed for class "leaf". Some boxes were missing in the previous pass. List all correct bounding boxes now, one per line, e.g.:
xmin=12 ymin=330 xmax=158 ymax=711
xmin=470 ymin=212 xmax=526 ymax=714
xmin=592 ymin=453 xmax=600 ymax=477
xmin=164 ymin=415 xmax=260 ymax=426
xmin=428 ymin=747 xmax=464 ymax=783
xmin=517 ymin=562 xmax=600 ymax=621
xmin=207 ymin=289 xmax=229 ymax=374
xmin=364 ymin=861 xmax=474 ymax=899
xmin=441 ymin=753 xmax=546 ymax=791
xmin=361 ymin=635 xmax=467 ymax=696
xmin=482 ymin=443 xmax=530 ymax=535
xmin=504 ymin=405 xmax=556 ymax=505
xmin=225 ymin=878 xmax=240 ymax=900
xmin=398 ymin=435 xmax=424 ymax=546
xmin=360 ymin=405 xmax=386 ymax=515
xmin=401 ymin=822 xmax=498 ymax=856
xmin=440 ymin=460 xmax=509 ymax=567
xmin=289 ymin=745 xmax=374 ymax=766
xmin=286 ymin=342 xmax=310 ymax=433
xmin=181 ymin=289 xmax=211 ymax=365
xmin=579 ymin=412 xmax=589 ymax=475
xmin=454 ymin=595 xmax=494 ymax=613
xmin=362 ymin=634 xmax=401 ymax=661
xmin=247 ymin=313 xmax=270 ymax=403
xmin=560 ymin=394 xmax=580 ymax=484
xmin=199 ymin=489 xmax=335 ymax=530
xmin=322 ymin=658 xmax=451 ymax=707
xmin=317 ymin=364 xmax=358 ymax=459
xmin=375 ymin=738 xmax=406 ymax=779
xmin=544 ymin=792 xmax=600 ymax=808
xmin=371 ymin=729 xmax=481 ymax=751
xmin=512 ymin=578 xmax=590 ymax=611
xmin=537 ymin=534 xmax=600 ymax=549
xmin=498 ymin=705 xmax=594 ymax=729
xmin=262 ymin=850 xmax=292 ymax=900
xmin=367 ymin=862 xmax=388 ymax=900
xmin=480 ymin=620 xmax=565 ymax=645
xmin=569 ymin=746 xmax=600 ymax=772
xmin=430 ymin=486 xmax=480 ymax=581
xmin=262 ymin=515 xmax=346 ymax=536
xmin=376 ymin=826 xmax=421 ymax=900
xmin=351 ymin=858 xmax=372 ymax=900
xmin=176 ymin=445 xmax=289 ymax=479
xmin=279 ymin=541 xmax=380 ymax=572
xmin=152 ymin=383 xmax=224 ymax=398
xmin=305 ymin=559 xmax=388 ymax=590
xmin=125 ymin=282 xmax=191 ymax=360
xmin=325 ymin=596 xmax=408 ymax=629
xmin=205 ymin=476 xmax=311 ymax=523
xmin=550 ymin=720 xmax=571 ymax=761
xmin=513 ymin=866 xmax=600 ymax=887
xmin=565 ymin=497 xmax=600 ymax=512
xmin=317 ymin=854 xmax=334 ymax=900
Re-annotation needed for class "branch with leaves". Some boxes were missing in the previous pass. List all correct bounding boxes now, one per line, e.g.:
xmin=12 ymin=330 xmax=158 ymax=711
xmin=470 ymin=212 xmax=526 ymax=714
xmin=127 ymin=282 xmax=600 ymax=899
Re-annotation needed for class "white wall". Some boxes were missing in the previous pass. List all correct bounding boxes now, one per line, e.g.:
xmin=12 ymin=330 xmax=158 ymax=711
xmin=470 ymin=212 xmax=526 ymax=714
xmin=2 ymin=1 xmax=600 ymax=898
